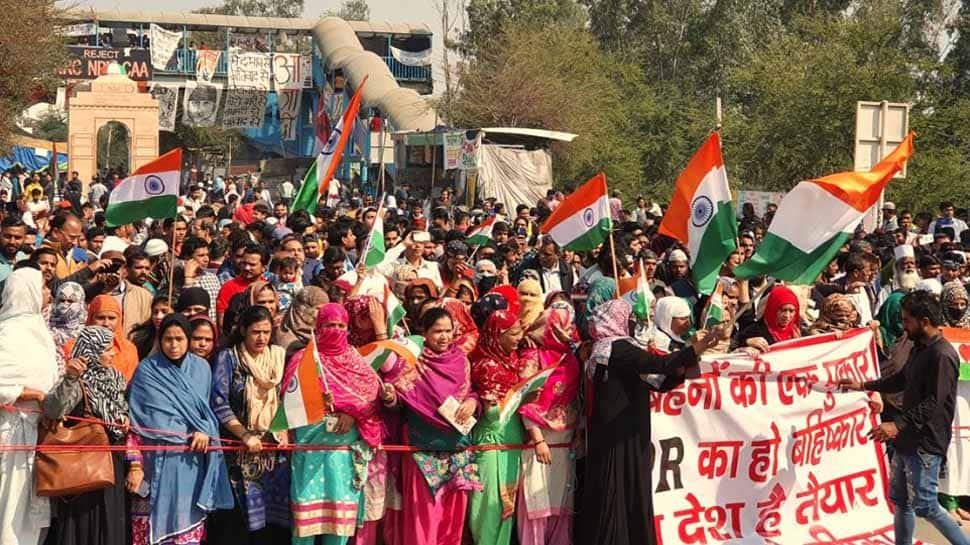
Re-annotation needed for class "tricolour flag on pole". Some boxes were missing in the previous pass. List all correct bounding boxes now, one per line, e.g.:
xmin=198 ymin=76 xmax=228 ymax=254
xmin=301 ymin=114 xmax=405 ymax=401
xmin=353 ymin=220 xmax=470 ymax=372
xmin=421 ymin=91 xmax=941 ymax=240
xmin=291 ymin=78 xmax=367 ymax=215
xmin=701 ymin=280 xmax=725 ymax=328
xmin=270 ymin=333 xmax=326 ymax=431
xmin=618 ymin=260 xmax=654 ymax=322
xmin=658 ymin=132 xmax=737 ymax=295
xmin=466 ymin=216 xmax=497 ymax=246
xmin=105 ymin=148 xmax=181 ymax=227
xmin=361 ymin=203 xmax=386 ymax=270
xmin=540 ymin=173 xmax=612 ymax=252
xmin=734 ymin=132 xmax=915 ymax=284
xmin=336 ymin=270 xmax=407 ymax=337
xmin=359 ymin=335 xmax=424 ymax=371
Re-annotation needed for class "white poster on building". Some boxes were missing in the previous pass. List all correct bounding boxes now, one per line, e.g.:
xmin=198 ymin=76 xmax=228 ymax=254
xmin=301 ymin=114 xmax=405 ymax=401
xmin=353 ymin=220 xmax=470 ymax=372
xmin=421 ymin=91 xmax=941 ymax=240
xmin=181 ymin=82 xmax=221 ymax=127
xmin=196 ymin=49 xmax=221 ymax=83
xmin=149 ymin=24 xmax=181 ymax=70
xmin=222 ymin=89 xmax=267 ymax=129
xmin=390 ymin=45 xmax=433 ymax=66
xmin=459 ymin=131 xmax=482 ymax=170
xmin=149 ymin=82 xmax=180 ymax=132
xmin=300 ymin=55 xmax=313 ymax=88
xmin=277 ymin=89 xmax=302 ymax=140
xmin=443 ymin=131 xmax=463 ymax=170
xmin=228 ymin=49 xmax=272 ymax=90
xmin=272 ymin=53 xmax=306 ymax=91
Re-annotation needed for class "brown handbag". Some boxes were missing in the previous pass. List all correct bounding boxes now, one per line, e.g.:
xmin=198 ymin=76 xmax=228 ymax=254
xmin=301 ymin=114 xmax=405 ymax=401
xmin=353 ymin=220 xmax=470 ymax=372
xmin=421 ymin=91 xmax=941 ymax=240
xmin=35 ymin=382 xmax=115 ymax=497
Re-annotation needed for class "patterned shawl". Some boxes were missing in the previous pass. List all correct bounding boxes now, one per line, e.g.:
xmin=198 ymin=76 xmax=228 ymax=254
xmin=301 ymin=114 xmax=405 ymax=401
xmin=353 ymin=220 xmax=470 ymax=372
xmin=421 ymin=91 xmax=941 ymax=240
xmin=71 ymin=326 xmax=128 ymax=440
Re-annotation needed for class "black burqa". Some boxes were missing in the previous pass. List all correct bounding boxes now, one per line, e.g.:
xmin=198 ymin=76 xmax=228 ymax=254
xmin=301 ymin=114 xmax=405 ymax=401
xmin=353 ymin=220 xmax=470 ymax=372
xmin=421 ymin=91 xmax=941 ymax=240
xmin=577 ymin=339 xmax=699 ymax=545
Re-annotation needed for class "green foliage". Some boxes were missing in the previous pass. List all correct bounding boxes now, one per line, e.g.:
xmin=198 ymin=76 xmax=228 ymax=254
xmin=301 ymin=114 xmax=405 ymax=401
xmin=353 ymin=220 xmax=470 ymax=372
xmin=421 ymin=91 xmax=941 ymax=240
xmin=197 ymin=0 xmax=304 ymax=17
xmin=32 ymin=110 xmax=68 ymax=143
xmin=459 ymin=0 xmax=586 ymax=58
xmin=325 ymin=0 xmax=371 ymax=20
xmin=0 ymin=0 xmax=66 ymax=154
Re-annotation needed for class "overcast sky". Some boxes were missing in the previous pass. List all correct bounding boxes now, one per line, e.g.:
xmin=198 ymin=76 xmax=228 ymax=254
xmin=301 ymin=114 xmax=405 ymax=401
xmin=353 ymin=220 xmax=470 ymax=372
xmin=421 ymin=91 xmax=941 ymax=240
xmin=81 ymin=0 xmax=448 ymax=91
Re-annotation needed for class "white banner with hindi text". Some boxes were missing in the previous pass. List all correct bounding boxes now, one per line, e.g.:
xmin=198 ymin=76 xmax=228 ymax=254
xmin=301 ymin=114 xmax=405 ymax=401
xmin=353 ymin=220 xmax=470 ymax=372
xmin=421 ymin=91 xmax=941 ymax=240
xmin=229 ymin=49 xmax=272 ymax=90
xmin=222 ymin=89 xmax=267 ymax=129
xmin=650 ymin=329 xmax=926 ymax=545
xmin=149 ymin=24 xmax=181 ymax=70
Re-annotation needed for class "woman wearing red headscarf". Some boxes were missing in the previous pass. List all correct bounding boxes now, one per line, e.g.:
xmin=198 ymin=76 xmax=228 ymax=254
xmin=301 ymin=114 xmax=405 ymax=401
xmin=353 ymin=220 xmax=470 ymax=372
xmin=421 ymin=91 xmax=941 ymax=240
xmin=468 ymin=309 xmax=538 ymax=545
xmin=285 ymin=303 xmax=382 ymax=543
xmin=64 ymin=295 xmax=140 ymax=382
xmin=733 ymin=284 xmax=803 ymax=352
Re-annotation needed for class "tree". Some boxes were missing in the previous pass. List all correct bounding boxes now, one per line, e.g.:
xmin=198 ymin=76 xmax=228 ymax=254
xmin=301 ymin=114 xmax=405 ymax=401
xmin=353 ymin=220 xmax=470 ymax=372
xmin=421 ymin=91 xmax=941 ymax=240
xmin=458 ymin=0 xmax=586 ymax=58
xmin=32 ymin=110 xmax=68 ymax=143
xmin=446 ymin=21 xmax=646 ymax=196
xmin=197 ymin=0 xmax=304 ymax=18
xmin=326 ymin=0 xmax=371 ymax=20
xmin=0 ymin=0 xmax=66 ymax=154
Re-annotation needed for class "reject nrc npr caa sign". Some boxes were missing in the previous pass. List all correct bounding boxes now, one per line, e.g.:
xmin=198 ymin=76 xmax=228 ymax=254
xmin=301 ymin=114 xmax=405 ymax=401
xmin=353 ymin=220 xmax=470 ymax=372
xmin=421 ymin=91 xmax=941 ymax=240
xmin=59 ymin=46 xmax=153 ymax=82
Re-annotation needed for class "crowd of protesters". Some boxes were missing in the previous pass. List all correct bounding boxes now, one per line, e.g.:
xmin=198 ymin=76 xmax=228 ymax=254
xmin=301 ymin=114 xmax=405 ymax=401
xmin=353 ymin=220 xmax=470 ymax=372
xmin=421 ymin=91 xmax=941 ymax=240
xmin=0 ymin=167 xmax=968 ymax=545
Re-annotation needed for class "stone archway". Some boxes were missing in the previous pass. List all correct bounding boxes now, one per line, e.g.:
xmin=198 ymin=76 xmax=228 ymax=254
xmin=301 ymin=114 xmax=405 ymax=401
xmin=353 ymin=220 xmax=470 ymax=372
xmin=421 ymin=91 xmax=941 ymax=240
xmin=68 ymin=69 xmax=159 ymax=192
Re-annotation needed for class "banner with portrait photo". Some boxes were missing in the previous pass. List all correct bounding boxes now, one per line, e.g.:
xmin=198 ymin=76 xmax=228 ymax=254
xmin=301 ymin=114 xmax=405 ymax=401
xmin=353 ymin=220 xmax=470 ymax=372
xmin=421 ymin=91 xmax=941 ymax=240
xmin=181 ymin=82 xmax=222 ymax=128
xmin=649 ymin=328 xmax=927 ymax=544
xmin=149 ymin=23 xmax=181 ymax=70
xmin=149 ymin=82 xmax=179 ymax=132
xmin=228 ymin=49 xmax=272 ymax=90
xmin=222 ymin=89 xmax=267 ymax=129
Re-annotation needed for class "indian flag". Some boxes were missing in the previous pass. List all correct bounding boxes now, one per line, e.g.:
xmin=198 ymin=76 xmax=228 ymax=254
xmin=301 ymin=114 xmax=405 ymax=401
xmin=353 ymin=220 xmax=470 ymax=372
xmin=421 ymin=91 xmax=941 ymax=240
xmin=467 ymin=216 xmax=497 ymax=246
xmin=702 ymin=280 xmax=726 ymax=328
xmin=618 ymin=260 xmax=653 ymax=322
xmin=362 ymin=204 xmax=386 ymax=269
xmin=498 ymin=366 xmax=556 ymax=424
xmin=105 ymin=148 xmax=181 ymax=227
xmin=942 ymin=328 xmax=970 ymax=381
xmin=270 ymin=334 xmax=326 ymax=431
xmin=359 ymin=335 xmax=424 ymax=371
xmin=734 ymin=133 xmax=914 ymax=284
xmin=290 ymin=78 xmax=367 ymax=215
xmin=540 ymin=173 xmax=612 ymax=252
xmin=337 ymin=270 xmax=407 ymax=336
xmin=657 ymin=132 xmax=736 ymax=295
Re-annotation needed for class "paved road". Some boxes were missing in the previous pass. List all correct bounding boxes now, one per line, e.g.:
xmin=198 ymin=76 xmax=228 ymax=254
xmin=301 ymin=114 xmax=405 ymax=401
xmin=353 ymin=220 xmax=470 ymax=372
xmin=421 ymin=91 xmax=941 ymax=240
xmin=916 ymin=516 xmax=970 ymax=543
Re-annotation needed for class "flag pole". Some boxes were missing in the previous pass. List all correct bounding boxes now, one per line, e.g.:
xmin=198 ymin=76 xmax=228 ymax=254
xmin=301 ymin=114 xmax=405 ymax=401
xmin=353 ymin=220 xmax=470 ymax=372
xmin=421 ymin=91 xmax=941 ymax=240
xmin=356 ymin=196 xmax=385 ymax=269
xmin=167 ymin=215 xmax=178 ymax=307
xmin=377 ymin=116 xmax=386 ymax=197
xmin=602 ymin=174 xmax=621 ymax=300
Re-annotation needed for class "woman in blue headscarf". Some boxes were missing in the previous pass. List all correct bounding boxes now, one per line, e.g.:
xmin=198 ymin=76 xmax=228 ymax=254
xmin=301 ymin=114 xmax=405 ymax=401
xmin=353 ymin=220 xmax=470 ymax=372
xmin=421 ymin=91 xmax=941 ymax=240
xmin=126 ymin=313 xmax=234 ymax=545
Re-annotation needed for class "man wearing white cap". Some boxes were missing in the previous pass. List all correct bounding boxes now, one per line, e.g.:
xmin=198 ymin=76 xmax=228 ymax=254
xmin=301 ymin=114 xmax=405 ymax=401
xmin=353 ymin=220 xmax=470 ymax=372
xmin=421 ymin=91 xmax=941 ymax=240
xmin=882 ymin=201 xmax=899 ymax=232
xmin=876 ymin=245 xmax=920 ymax=311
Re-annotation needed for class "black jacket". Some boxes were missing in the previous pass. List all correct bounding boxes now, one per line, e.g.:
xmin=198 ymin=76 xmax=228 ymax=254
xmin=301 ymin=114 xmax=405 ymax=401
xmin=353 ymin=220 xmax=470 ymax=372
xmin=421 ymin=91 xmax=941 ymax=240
xmin=864 ymin=332 xmax=959 ymax=456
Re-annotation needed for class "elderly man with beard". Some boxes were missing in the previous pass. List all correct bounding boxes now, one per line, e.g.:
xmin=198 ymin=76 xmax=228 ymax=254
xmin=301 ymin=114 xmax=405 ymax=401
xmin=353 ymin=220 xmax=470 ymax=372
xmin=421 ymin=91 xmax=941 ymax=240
xmin=876 ymin=245 xmax=921 ymax=311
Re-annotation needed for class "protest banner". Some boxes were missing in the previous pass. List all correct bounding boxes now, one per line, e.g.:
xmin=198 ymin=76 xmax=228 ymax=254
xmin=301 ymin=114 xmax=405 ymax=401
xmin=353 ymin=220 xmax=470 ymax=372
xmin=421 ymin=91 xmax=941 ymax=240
xmin=459 ymin=131 xmax=482 ymax=170
xmin=941 ymin=328 xmax=970 ymax=497
xmin=229 ymin=50 xmax=272 ymax=90
xmin=277 ymin=89 xmax=302 ymax=140
xmin=196 ymin=49 xmax=221 ymax=83
xmin=649 ymin=328 xmax=924 ymax=544
xmin=222 ymin=89 xmax=267 ymax=129
xmin=272 ymin=53 xmax=306 ymax=91
xmin=390 ymin=45 xmax=433 ymax=66
xmin=301 ymin=55 xmax=313 ymax=88
xmin=58 ymin=46 xmax=153 ymax=81
xmin=181 ymin=83 xmax=221 ymax=128
xmin=149 ymin=24 xmax=181 ymax=70
xmin=443 ymin=131 xmax=463 ymax=170
xmin=148 ymin=82 xmax=179 ymax=132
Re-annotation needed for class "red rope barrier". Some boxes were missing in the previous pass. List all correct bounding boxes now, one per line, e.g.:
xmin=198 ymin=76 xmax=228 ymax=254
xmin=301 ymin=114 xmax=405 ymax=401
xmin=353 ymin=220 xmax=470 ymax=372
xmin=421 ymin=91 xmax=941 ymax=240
xmin=0 ymin=405 xmax=573 ymax=453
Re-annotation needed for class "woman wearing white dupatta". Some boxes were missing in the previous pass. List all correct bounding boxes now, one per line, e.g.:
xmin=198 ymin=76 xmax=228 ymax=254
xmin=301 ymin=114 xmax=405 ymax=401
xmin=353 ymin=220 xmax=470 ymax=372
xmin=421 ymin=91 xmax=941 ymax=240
xmin=0 ymin=268 xmax=60 ymax=544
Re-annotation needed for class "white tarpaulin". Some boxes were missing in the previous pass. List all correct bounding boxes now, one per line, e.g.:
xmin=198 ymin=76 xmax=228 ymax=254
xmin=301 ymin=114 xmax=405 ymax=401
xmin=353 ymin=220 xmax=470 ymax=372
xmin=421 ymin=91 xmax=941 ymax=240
xmin=149 ymin=24 xmax=181 ymax=70
xmin=390 ymin=45 xmax=433 ymax=66
xmin=477 ymin=145 xmax=553 ymax=212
